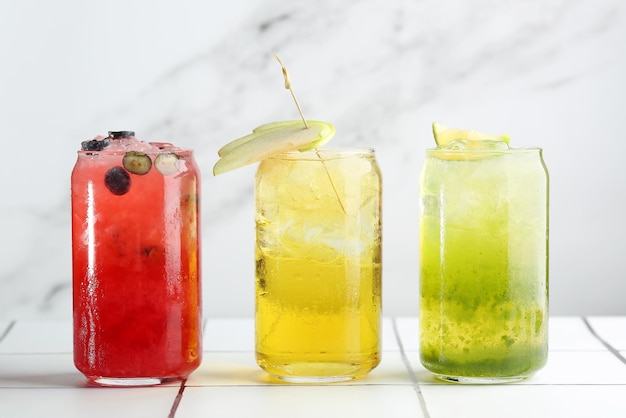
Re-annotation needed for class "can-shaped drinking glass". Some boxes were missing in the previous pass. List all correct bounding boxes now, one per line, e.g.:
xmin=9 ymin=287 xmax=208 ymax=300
xmin=71 ymin=131 xmax=202 ymax=386
xmin=255 ymin=149 xmax=382 ymax=383
xmin=419 ymin=145 xmax=549 ymax=383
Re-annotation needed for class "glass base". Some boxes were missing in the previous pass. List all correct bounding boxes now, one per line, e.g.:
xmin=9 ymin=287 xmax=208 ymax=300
xmin=435 ymin=374 xmax=530 ymax=384
xmin=273 ymin=374 xmax=358 ymax=384
xmin=259 ymin=360 xmax=374 ymax=384
xmin=88 ymin=377 xmax=180 ymax=387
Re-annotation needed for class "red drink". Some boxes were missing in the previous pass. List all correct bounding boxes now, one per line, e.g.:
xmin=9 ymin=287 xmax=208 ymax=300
xmin=71 ymin=131 xmax=202 ymax=386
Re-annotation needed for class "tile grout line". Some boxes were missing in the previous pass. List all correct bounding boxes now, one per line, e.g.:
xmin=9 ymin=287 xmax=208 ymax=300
xmin=168 ymin=379 xmax=187 ymax=418
xmin=582 ymin=317 xmax=626 ymax=365
xmin=391 ymin=317 xmax=432 ymax=418
xmin=167 ymin=315 xmax=210 ymax=417
xmin=0 ymin=321 xmax=16 ymax=344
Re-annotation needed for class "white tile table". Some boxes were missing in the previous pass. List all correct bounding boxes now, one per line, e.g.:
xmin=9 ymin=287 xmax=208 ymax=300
xmin=1 ymin=317 xmax=624 ymax=418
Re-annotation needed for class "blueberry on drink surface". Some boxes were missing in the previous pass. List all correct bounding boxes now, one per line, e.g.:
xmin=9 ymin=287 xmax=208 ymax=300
xmin=81 ymin=138 xmax=110 ymax=151
xmin=123 ymin=151 xmax=152 ymax=175
xmin=155 ymin=152 xmax=180 ymax=175
xmin=108 ymin=131 xmax=135 ymax=139
xmin=105 ymin=166 xmax=131 ymax=195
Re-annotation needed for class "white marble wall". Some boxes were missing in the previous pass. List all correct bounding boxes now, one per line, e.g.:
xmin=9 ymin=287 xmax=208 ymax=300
xmin=1 ymin=0 xmax=624 ymax=319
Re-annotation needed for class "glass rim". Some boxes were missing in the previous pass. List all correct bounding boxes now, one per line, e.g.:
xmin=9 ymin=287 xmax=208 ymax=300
xmin=426 ymin=146 xmax=543 ymax=154
xmin=269 ymin=148 xmax=376 ymax=159
xmin=77 ymin=146 xmax=194 ymax=157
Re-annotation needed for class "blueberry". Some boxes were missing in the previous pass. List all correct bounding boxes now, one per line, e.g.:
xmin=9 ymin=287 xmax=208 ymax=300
xmin=108 ymin=131 xmax=135 ymax=139
xmin=155 ymin=152 xmax=179 ymax=175
xmin=81 ymin=138 xmax=110 ymax=151
xmin=123 ymin=151 xmax=152 ymax=175
xmin=104 ymin=166 xmax=131 ymax=195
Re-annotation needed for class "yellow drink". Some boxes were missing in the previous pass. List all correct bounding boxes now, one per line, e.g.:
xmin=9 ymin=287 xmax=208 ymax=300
xmin=419 ymin=144 xmax=549 ymax=383
xmin=255 ymin=149 xmax=382 ymax=382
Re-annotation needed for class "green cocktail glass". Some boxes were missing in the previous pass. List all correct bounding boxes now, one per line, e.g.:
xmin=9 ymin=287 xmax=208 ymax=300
xmin=419 ymin=136 xmax=549 ymax=383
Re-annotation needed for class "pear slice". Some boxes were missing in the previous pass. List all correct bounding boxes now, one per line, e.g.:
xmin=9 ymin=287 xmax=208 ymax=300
xmin=217 ymin=120 xmax=332 ymax=157
xmin=215 ymin=123 xmax=281 ymax=157
xmin=432 ymin=122 xmax=510 ymax=147
xmin=252 ymin=120 xmax=335 ymax=152
xmin=213 ymin=120 xmax=335 ymax=175
xmin=252 ymin=120 xmax=297 ymax=133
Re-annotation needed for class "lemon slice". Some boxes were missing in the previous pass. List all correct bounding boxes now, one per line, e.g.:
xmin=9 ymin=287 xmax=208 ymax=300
xmin=213 ymin=120 xmax=335 ymax=175
xmin=432 ymin=122 xmax=510 ymax=147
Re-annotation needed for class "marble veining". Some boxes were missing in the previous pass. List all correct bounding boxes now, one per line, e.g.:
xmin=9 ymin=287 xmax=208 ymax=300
xmin=0 ymin=0 xmax=625 ymax=319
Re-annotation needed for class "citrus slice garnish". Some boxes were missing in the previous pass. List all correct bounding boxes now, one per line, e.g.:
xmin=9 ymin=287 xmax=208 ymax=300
xmin=213 ymin=120 xmax=335 ymax=175
xmin=432 ymin=122 xmax=510 ymax=147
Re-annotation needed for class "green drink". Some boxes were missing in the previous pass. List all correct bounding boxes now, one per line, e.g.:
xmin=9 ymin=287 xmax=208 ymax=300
xmin=419 ymin=125 xmax=548 ymax=383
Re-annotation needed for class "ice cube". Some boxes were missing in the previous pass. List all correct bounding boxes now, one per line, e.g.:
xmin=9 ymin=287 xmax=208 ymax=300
xmin=444 ymin=139 xmax=510 ymax=150
xmin=104 ymin=135 xmax=162 ymax=154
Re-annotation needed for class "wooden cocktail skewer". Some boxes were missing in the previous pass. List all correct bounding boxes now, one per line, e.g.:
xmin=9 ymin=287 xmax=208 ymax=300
xmin=272 ymin=54 xmax=347 ymax=215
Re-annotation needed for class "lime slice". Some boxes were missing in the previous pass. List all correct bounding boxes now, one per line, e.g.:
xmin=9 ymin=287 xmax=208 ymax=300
xmin=432 ymin=122 xmax=510 ymax=147
xmin=213 ymin=120 xmax=335 ymax=175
